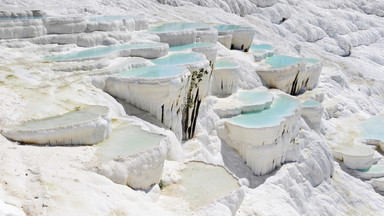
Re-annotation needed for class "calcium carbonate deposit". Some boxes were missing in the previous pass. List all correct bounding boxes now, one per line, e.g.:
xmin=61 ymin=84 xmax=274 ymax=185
xmin=1 ymin=0 xmax=384 ymax=215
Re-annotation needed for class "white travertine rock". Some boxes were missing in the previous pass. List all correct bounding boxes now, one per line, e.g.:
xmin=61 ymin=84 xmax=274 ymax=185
xmin=213 ymin=89 xmax=274 ymax=118
xmin=161 ymin=161 xmax=244 ymax=215
xmin=104 ymin=66 xmax=191 ymax=140
xmin=217 ymin=32 xmax=233 ymax=49
xmin=215 ymin=25 xmax=256 ymax=51
xmin=43 ymin=17 xmax=88 ymax=34
xmin=217 ymin=93 xmax=301 ymax=175
xmin=30 ymin=31 xmax=132 ymax=47
xmin=211 ymin=57 xmax=240 ymax=96
xmin=0 ymin=19 xmax=47 ymax=39
xmin=149 ymin=23 xmax=216 ymax=46
xmin=196 ymin=28 xmax=218 ymax=43
xmin=301 ymin=100 xmax=323 ymax=132
xmin=1 ymin=106 xmax=112 ymax=145
xmin=257 ymin=56 xmax=322 ymax=95
xmin=154 ymin=29 xmax=197 ymax=46
xmin=95 ymin=121 xmax=168 ymax=190
xmin=257 ymin=61 xmax=307 ymax=95
xmin=332 ymin=145 xmax=374 ymax=170
xmin=305 ymin=60 xmax=323 ymax=90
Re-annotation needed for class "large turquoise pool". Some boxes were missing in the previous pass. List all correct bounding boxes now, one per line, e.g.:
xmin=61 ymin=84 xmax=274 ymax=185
xmin=148 ymin=22 xmax=210 ymax=33
xmin=117 ymin=65 xmax=187 ymax=78
xmin=46 ymin=43 xmax=164 ymax=61
xmin=169 ymin=42 xmax=215 ymax=52
xmin=151 ymin=53 xmax=206 ymax=66
xmin=227 ymin=95 xmax=299 ymax=128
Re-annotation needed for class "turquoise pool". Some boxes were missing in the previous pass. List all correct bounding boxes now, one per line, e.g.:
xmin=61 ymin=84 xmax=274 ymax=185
xmin=215 ymin=60 xmax=238 ymax=69
xmin=169 ymin=42 xmax=215 ymax=52
xmin=151 ymin=53 xmax=206 ymax=66
xmin=227 ymin=95 xmax=299 ymax=128
xmin=117 ymin=65 xmax=187 ymax=78
xmin=89 ymin=15 xmax=135 ymax=22
xmin=237 ymin=91 xmax=273 ymax=105
xmin=358 ymin=164 xmax=384 ymax=173
xmin=265 ymin=55 xmax=302 ymax=69
xmin=97 ymin=124 xmax=163 ymax=160
xmin=302 ymin=100 xmax=321 ymax=107
xmin=250 ymin=44 xmax=274 ymax=51
xmin=214 ymin=25 xmax=253 ymax=32
xmin=47 ymin=43 xmax=163 ymax=61
xmin=148 ymin=22 xmax=210 ymax=33
xmin=360 ymin=117 xmax=384 ymax=143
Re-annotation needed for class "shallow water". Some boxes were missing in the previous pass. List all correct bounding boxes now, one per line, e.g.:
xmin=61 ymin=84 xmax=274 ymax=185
xmin=265 ymin=55 xmax=302 ymax=69
xmin=360 ymin=117 xmax=384 ymax=143
xmin=163 ymin=162 xmax=239 ymax=210
xmin=47 ymin=43 xmax=163 ymax=61
xmin=358 ymin=164 xmax=384 ymax=173
xmin=97 ymin=124 xmax=163 ymax=160
xmin=228 ymin=95 xmax=299 ymax=128
xmin=14 ymin=106 xmax=107 ymax=130
xmin=169 ymin=42 xmax=215 ymax=51
xmin=250 ymin=44 xmax=274 ymax=50
xmin=118 ymin=65 xmax=187 ymax=78
xmin=215 ymin=60 xmax=238 ymax=69
xmin=151 ymin=53 xmax=206 ymax=66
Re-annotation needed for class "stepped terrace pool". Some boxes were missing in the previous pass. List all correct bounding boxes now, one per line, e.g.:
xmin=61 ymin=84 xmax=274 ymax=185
xmin=227 ymin=95 xmax=299 ymax=128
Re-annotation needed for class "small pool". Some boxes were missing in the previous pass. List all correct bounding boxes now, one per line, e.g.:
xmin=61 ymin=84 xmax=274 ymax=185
xmin=117 ymin=65 xmax=187 ymax=78
xmin=265 ymin=55 xmax=303 ymax=69
xmin=214 ymin=25 xmax=253 ymax=32
xmin=151 ymin=53 xmax=206 ymax=66
xmin=215 ymin=60 xmax=238 ymax=69
xmin=250 ymin=44 xmax=274 ymax=51
xmin=358 ymin=164 xmax=384 ymax=173
xmin=47 ymin=43 xmax=164 ymax=61
xmin=228 ymin=95 xmax=299 ymax=128
xmin=148 ymin=22 xmax=210 ymax=33
xmin=12 ymin=106 xmax=108 ymax=131
xmin=360 ymin=117 xmax=384 ymax=143
xmin=163 ymin=162 xmax=239 ymax=210
xmin=89 ymin=15 xmax=135 ymax=22
xmin=97 ymin=124 xmax=163 ymax=160
xmin=237 ymin=91 xmax=273 ymax=105
xmin=302 ymin=100 xmax=321 ymax=107
xmin=169 ymin=42 xmax=215 ymax=52
xmin=303 ymin=58 xmax=320 ymax=64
